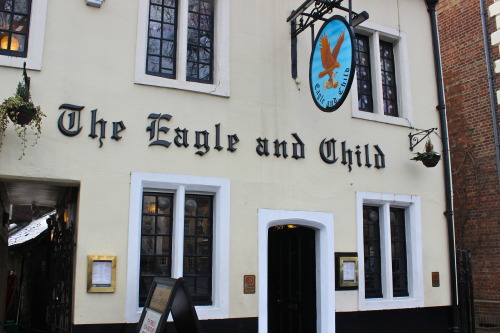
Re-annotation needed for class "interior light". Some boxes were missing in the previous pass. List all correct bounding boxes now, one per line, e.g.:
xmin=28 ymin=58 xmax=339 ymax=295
xmin=0 ymin=36 xmax=20 ymax=51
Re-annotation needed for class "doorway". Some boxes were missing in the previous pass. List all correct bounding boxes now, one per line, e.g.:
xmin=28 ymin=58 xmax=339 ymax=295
xmin=268 ymin=225 xmax=317 ymax=333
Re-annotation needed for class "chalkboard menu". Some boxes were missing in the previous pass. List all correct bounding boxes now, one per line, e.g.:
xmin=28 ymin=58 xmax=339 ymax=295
xmin=137 ymin=277 xmax=203 ymax=333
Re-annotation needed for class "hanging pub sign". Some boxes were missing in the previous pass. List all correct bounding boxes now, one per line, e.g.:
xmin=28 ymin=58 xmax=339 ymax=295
xmin=309 ymin=15 xmax=355 ymax=112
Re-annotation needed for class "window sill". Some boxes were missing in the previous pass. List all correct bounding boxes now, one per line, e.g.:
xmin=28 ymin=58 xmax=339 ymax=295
xmin=128 ymin=304 xmax=228 ymax=323
xmin=352 ymin=110 xmax=412 ymax=127
xmin=359 ymin=297 xmax=424 ymax=311
xmin=135 ymin=72 xmax=230 ymax=98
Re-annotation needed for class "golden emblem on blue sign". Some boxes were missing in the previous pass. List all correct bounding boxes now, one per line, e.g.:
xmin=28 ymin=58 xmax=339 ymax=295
xmin=309 ymin=16 xmax=355 ymax=112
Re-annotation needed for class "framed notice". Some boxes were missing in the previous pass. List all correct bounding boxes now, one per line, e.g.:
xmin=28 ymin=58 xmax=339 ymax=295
xmin=87 ymin=255 xmax=116 ymax=293
xmin=136 ymin=277 xmax=203 ymax=333
xmin=335 ymin=252 xmax=358 ymax=290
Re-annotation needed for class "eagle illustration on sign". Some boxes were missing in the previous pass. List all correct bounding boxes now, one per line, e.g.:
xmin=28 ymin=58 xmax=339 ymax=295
xmin=319 ymin=32 xmax=345 ymax=90
xmin=309 ymin=16 xmax=355 ymax=112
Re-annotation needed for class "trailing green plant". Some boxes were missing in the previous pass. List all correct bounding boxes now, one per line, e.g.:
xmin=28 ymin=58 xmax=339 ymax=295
xmin=411 ymin=139 xmax=440 ymax=161
xmin=0 ymin=78 xmax=46 ymax=159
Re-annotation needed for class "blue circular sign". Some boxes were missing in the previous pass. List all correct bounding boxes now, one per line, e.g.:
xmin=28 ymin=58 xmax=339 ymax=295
xmin=309 ymin=16 xmax=355 ymax=112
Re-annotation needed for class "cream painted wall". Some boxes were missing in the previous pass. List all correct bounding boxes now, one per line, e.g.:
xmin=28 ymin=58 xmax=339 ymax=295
xmin=0 ymin=0 xmax=451 ymax=325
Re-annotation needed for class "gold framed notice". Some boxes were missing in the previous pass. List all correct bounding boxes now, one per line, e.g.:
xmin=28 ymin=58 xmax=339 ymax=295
xmin=87 ymin=255 xmax=116 ymax=293
xmin=335 ymin=252 xmax=358 ymax=290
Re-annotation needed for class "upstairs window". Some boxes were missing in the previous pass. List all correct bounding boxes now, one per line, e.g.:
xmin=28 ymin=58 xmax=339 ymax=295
xmin=136 ymin=0 xmax=229 ymax=96
xmin=351 ymin=23 xmax=412 ymax=127
xmin=0 ymin=0 xmax=47 ymax=70
xmin=0 ymin=0 xmax=31 ymax=57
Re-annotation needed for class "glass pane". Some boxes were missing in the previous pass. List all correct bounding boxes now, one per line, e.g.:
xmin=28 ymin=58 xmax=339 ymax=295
xmin=12 ymin=14 xmax=27 ymax=32
xmin=157 ymin=196 xmax=171 ymax=214
xmin=147 ymin=56 xmax=160 ymax=72
xmin=142 ymin=216 xmax=155 ymax=234
xmin=0 ymin=12 xmax=10 ymax=30
xmin=197 ymin=277 xmax=210 ymax=294
xmin=160 ymin=57 xmax=173 ymax=74
xmin=200 ymin=48 xmax=210 ymax=63
xmin=12 ymin=33 xmax=24 ymax=52
xmin=156 ymin=236 xmax=170 ymax=255
xmin=197 ymin=237 xmax=210 ymax=255
xmin=161 ymin=40 xmax=174 ymax=57
xmin=0 ymin=0 xmax=12 ymax=11
xmin=156 ymin=256 xmax=170 ymax=275
xmin=151 ymin=0 xmax=161 ymax=4
xmin=188 ymin=0 xmax=199 ymax=12
xmin=188 ymin=28 xmax=198 ymax=44
xmin=156 ymin=216 xmax=170 ymax=234
xmin=13 ymin=0 xmax=28 ymax=14
xmin=148 ymin=38 xmax=160 ymax=55
xmin=162 ymin=23 xmax=175 ymax=40
xmin=143 ymin=195 xmax=156 ymax=214
xmin=184 ymin=257 xmax=196 ymax=274
xmin=197 ymin=257 xmax=210 ymax=274
xmin=187 ymin=46 xmax=197 ymax=61
xmin=163 ymin=7 xmax=175 ymax=23
xmin=141 ymin=236 xmax=155 ymax=255
xmin=185 ymin=217 xmax=196 ymax=235
xmin=149 ymin=21 xmax=161 ymax=38
xmin=150 ymin=5 xmax=162 ymax=21
xmin=200 ymin=0 xmax=212 ymax=14
xmin=188 ymin=12 xmax=198 ymax=28
xmin=140 ymin=256 xmax=155 ymax=275
xmin=185 ymin=237 xmax=195 ymax=255
xmin=163 ymin=0 xmax=175 ymax=6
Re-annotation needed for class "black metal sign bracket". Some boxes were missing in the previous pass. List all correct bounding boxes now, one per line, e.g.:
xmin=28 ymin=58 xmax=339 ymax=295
xmin=287 ymin=0 xmax=368 ymax=78
xmin=409 ymin=128 xmax=438 ymax=151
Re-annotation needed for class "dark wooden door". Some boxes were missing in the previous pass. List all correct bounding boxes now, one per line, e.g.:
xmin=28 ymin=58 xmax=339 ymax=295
xmin=268 ymin=226 xmax=317 ymax=333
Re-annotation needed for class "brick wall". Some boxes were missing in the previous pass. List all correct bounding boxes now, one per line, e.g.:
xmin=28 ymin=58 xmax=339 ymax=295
xmin=437 ymin=0 xmax=500 ymax=325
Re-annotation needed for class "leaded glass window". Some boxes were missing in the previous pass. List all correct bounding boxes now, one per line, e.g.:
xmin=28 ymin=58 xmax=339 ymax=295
xmin=0 ymin=0 xmax=31 ymax=57
xmin=186 ymin=0 xmax=214 ymax=83
xmin=380 ymin=41 xmax=398 ymax=117
xmin=363 ymin=205 xmax=382 ymax=298
xmin=363 ymin=205 xmax=409 ymax=300
xmin=390 ymin=207 xmax=408 ymax=297
xmin=183 ymin=194 xmax=213 ymax=305
xmin=139 ymin=192 xmax=174 ymax=306
xmin=146 ymin=0 xmax=178 ymax=78
xmin=355 ymin=34 xmax=373 ymax=113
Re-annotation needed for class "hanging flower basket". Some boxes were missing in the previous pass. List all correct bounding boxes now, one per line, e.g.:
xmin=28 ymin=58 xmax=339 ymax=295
xmin=6 ymin=98 xmax=38 ymax=126
xmin=0 ymin=78 xmax=45 ymax=159
xmin=411 ymin=139 xmax=441 ymax=168
xmin=421 ymin=153 xmax=441 ymax=167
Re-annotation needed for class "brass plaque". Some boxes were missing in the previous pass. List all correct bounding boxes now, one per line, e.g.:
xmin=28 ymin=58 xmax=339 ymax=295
xmin=244 ymin=275 xmax=255 ymax=294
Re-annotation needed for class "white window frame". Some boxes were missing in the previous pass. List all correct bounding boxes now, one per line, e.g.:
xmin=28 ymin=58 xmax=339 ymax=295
xmin=0 ymin=0 xmax=47 ymax=70
xmin=134 ymin=0 xmax=230 ymax=97
xmin=351 ymin=22 xmax=413 ymax=127
xmin=126 ymin=172 xmax=230 ymax=322
xmin=257 ymin=209 xmax=335 ymax=333
xmin=356 ymin=192 xmax=423 ymax=311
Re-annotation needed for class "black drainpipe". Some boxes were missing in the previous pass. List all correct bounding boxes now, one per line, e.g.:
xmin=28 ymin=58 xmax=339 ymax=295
xmin=424 ymin=1 xmax=461 ymax=332
xmin=480 ymin=0 xmax=500 ymax=189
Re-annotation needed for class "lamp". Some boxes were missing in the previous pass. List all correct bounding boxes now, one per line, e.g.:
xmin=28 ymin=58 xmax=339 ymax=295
xmin=0 ymin=36 xmax=20 ymax=51
xmin=351 ymin=11 xmax=369 ymax=28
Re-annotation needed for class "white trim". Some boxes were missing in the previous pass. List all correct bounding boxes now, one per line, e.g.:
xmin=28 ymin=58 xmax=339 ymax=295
xmin=258 ymin=209 xmax=335 ymax=333
xmin=356 ymin=192 xmax=424 ymax=311
xmin=126 ymin=172 xmax=230 ymax=322
xmin=0 ymin=0 xmax=48 ymax=70
xmin=351 ymin=22 xmax=413 ymax=127
xmin=134 ymin=0 xmax=230 ymax=97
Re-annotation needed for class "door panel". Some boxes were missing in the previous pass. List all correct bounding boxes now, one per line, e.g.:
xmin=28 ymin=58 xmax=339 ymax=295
xmin=268 ymin=226 xmax=317 ymax=333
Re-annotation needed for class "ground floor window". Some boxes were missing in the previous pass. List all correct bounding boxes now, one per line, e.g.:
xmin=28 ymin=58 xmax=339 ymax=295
xmin=356 ymin=192 xmax=423 ymax=310
xmin=127 ymin=172 xmax=229 ymax=322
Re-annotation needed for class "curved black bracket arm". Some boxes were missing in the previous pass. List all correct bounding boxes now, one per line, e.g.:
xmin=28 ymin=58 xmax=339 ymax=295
xmin=409 ymin=128 xmax=438 ymax=151
xmin=287 ymin=0 xmax=368 ymax=78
